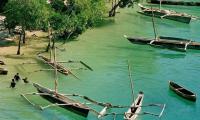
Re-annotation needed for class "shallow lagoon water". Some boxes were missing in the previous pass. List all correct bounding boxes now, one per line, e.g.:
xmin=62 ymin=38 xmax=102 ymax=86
xmin=0 ymin=3 xmax=200 ymax=120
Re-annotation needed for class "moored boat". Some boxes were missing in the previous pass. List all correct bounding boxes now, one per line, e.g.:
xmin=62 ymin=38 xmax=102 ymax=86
xmin=0 ymin=68 xmax=8 ymax=75
xmin=125 ymin=35 xmax=200 ymax=51
xmin=124 ymin=92 xmax=144 ymax=120
xmin=138 ymin=4 xmax=192 ymax=24
xmin=38 ymin=55 xmax=70 ymax=75
xmin=169 ymin=81 xmax=196 ymax=102
xmin=33 ymin=83 xmax=90 ymax=117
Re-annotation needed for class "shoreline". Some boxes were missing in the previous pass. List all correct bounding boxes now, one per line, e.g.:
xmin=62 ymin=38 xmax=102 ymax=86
xmin=0 ymin=30 xmax=48 ymax=56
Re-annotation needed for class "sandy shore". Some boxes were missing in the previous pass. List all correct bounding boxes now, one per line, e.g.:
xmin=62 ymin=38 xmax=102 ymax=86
xmin=0 ymin=30 xmax=48 ymax=56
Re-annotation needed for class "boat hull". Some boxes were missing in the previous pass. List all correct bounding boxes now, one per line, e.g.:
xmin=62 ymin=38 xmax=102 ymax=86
xmin=33 ymin=83 xmax=90 ymax=117
xmin=169 ymin=81 xmax=196 ymax=102
xmin=124 ymin=92 xmax=144 ymax=120
xmin=138 ymin=4 xmax=191 ymax=24
xmin=138 ymin=11 xmax=191 ymax=24
xmin=126 ymin=36 xmax=200 ymax=50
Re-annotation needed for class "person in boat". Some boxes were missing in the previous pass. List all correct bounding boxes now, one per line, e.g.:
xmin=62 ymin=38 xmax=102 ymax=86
xmin=14 ymin=73 xmax=21 ymax=81
xmin=22 ymin=77 xmax=29 ymax=83
xmin=10 ymin=79 xmax=16 ymax=88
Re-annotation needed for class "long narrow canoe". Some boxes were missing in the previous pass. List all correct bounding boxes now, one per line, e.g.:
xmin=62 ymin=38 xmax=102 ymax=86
xmin=138 ymin=4 xmax=192 ymax=24
xmin=169 ymin=81 xmax=196 ymax=102
xmin=125 ymin=35 xmax=200 ymax=51
xmin=149 ymin=0 xmax=200 ymax=6
xmin=124 ymin=92 xmax=144 ymax=120
xmin=33 ymin=83 xmax=90 ymax=117
xmin=38 ymin=55 xmax=71 ymax=75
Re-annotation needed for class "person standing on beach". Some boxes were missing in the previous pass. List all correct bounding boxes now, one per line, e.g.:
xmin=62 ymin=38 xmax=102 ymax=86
xmin=14 ymin=73 xmax=21 ymax=81
xmin=10 ymin=79 xmax=16 ymax=88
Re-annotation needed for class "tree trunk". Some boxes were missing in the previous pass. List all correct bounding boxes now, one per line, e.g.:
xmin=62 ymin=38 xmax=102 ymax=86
xmin=22 ymin=28 xmax=26 ymax=44
xmin=17 ymin=33 xmax=22 ymax=55
xmin=46 ymin=23 xmax=52 ymax=52
xmin=109 ymin=1 xmax=121 ymax=17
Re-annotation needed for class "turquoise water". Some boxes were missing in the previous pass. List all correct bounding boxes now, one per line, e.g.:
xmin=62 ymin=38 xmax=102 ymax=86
xmin=1 ymin=4 xmax=200 ymax=120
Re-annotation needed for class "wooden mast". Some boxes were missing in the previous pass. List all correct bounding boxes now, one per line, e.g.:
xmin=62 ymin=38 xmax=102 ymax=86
xmin=150 ymin=7 xmax=158 ymax=44
xmin=49 ymin=22 xmax=53 ymax=62
xmin=127 ymin=60 xmax=135 ymax=104
xmin=53 ymin=46 xmax=58 ymax=94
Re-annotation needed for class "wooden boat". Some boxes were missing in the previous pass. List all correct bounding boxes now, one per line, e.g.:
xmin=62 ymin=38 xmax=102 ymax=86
xmin=149 ymin=0 xmax=200 ymax=6
xmin=38 ymin=55 xmax=70 ymax=75
xmin=0 ymin=68 xmax=8 ymax=75
xmin=169 ymin=81 xmax=196 ymax=101
xmin=138 ymin=4 xmax=192 ymax=24
xmin=33 ymin=83 xmax=90 ymax=117
xmin=125 ymin=35 xmax=200 ymax=51
xmin=124 ymin=92 xmax=144 ymax=120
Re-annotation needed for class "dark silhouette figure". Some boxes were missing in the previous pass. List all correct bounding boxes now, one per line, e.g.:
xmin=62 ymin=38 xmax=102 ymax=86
xmin=22 ymin=77 xmax=29 ymax=83
xmin=10 ymin=79 xmax=16 ymax=88
xmin=14 ymin=73 xmax=21 ymax=81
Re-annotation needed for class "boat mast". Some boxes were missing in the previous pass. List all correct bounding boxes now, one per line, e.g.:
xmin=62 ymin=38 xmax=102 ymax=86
xmin=151 ymin=7 xmax=158 ymax=41
xmin=48 ymin=22 xmax=53 ymax=62
xmin=159 ymin=0 xmax=162 ymax=10
xmin=53 ymin=46 xmax=58 ymax=94
xmin=127 ymin=60 xmax=135 ymax=104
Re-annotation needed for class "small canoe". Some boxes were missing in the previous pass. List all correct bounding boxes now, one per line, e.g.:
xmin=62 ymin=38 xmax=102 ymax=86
xmin=33 ymin=83 xmax=90 ymax=117
xmin=0 ymin=68 xmax=8 ymax=75
xmin=138 ymin=4 xmax=192 ymax=24
xmin=169 ymin=81 xmax=196 ymax=102
xmin=124 ymin=92 xmax=144 ymax=120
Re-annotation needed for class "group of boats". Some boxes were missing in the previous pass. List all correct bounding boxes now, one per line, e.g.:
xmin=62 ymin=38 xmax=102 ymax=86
xmin=21 ymin=46 xmax=166 ymax=120
xmin=19 ymin=2 xmax=198 ymax=120
xmin=125 ymin=3 xmax=200 ymax=52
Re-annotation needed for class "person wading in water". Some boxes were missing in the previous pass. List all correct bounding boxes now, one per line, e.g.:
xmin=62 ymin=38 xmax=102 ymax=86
xmin=14 ymin=73 xmax=21 ymax=81
xmin=10 ymin=79 xmax=16 ymax=88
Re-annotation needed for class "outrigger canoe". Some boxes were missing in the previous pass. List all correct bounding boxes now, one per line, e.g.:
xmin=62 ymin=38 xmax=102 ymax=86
xmin=33 ymin=83 xmax=90 ymax=117
xmin=169 ymin=81 xmax=196 ymax=102
xmin=38 ymin=55 xmax=71 ymax=75
xmin=138 ymin=3 xmax=193 ymax=24
xmin=125 ymin=35 xmax=200 ymax=51
xmin=124 ymin=92 xmax=144 ymax=120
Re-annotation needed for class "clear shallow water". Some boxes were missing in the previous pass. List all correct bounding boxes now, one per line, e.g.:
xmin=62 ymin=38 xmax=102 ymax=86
xmin=0 ymin=4 xmax=200 ymax=120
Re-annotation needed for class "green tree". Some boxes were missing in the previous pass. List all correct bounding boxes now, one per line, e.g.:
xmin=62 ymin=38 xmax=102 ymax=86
xmin=49 ymin=0 xmax=106 ymax=42
xmin=4 ymin=0 xmax=50 ymax=55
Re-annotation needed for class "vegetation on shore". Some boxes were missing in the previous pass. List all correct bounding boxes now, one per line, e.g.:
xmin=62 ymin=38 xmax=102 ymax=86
xmin=1 ymin=0 xmax=136 ymax=55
